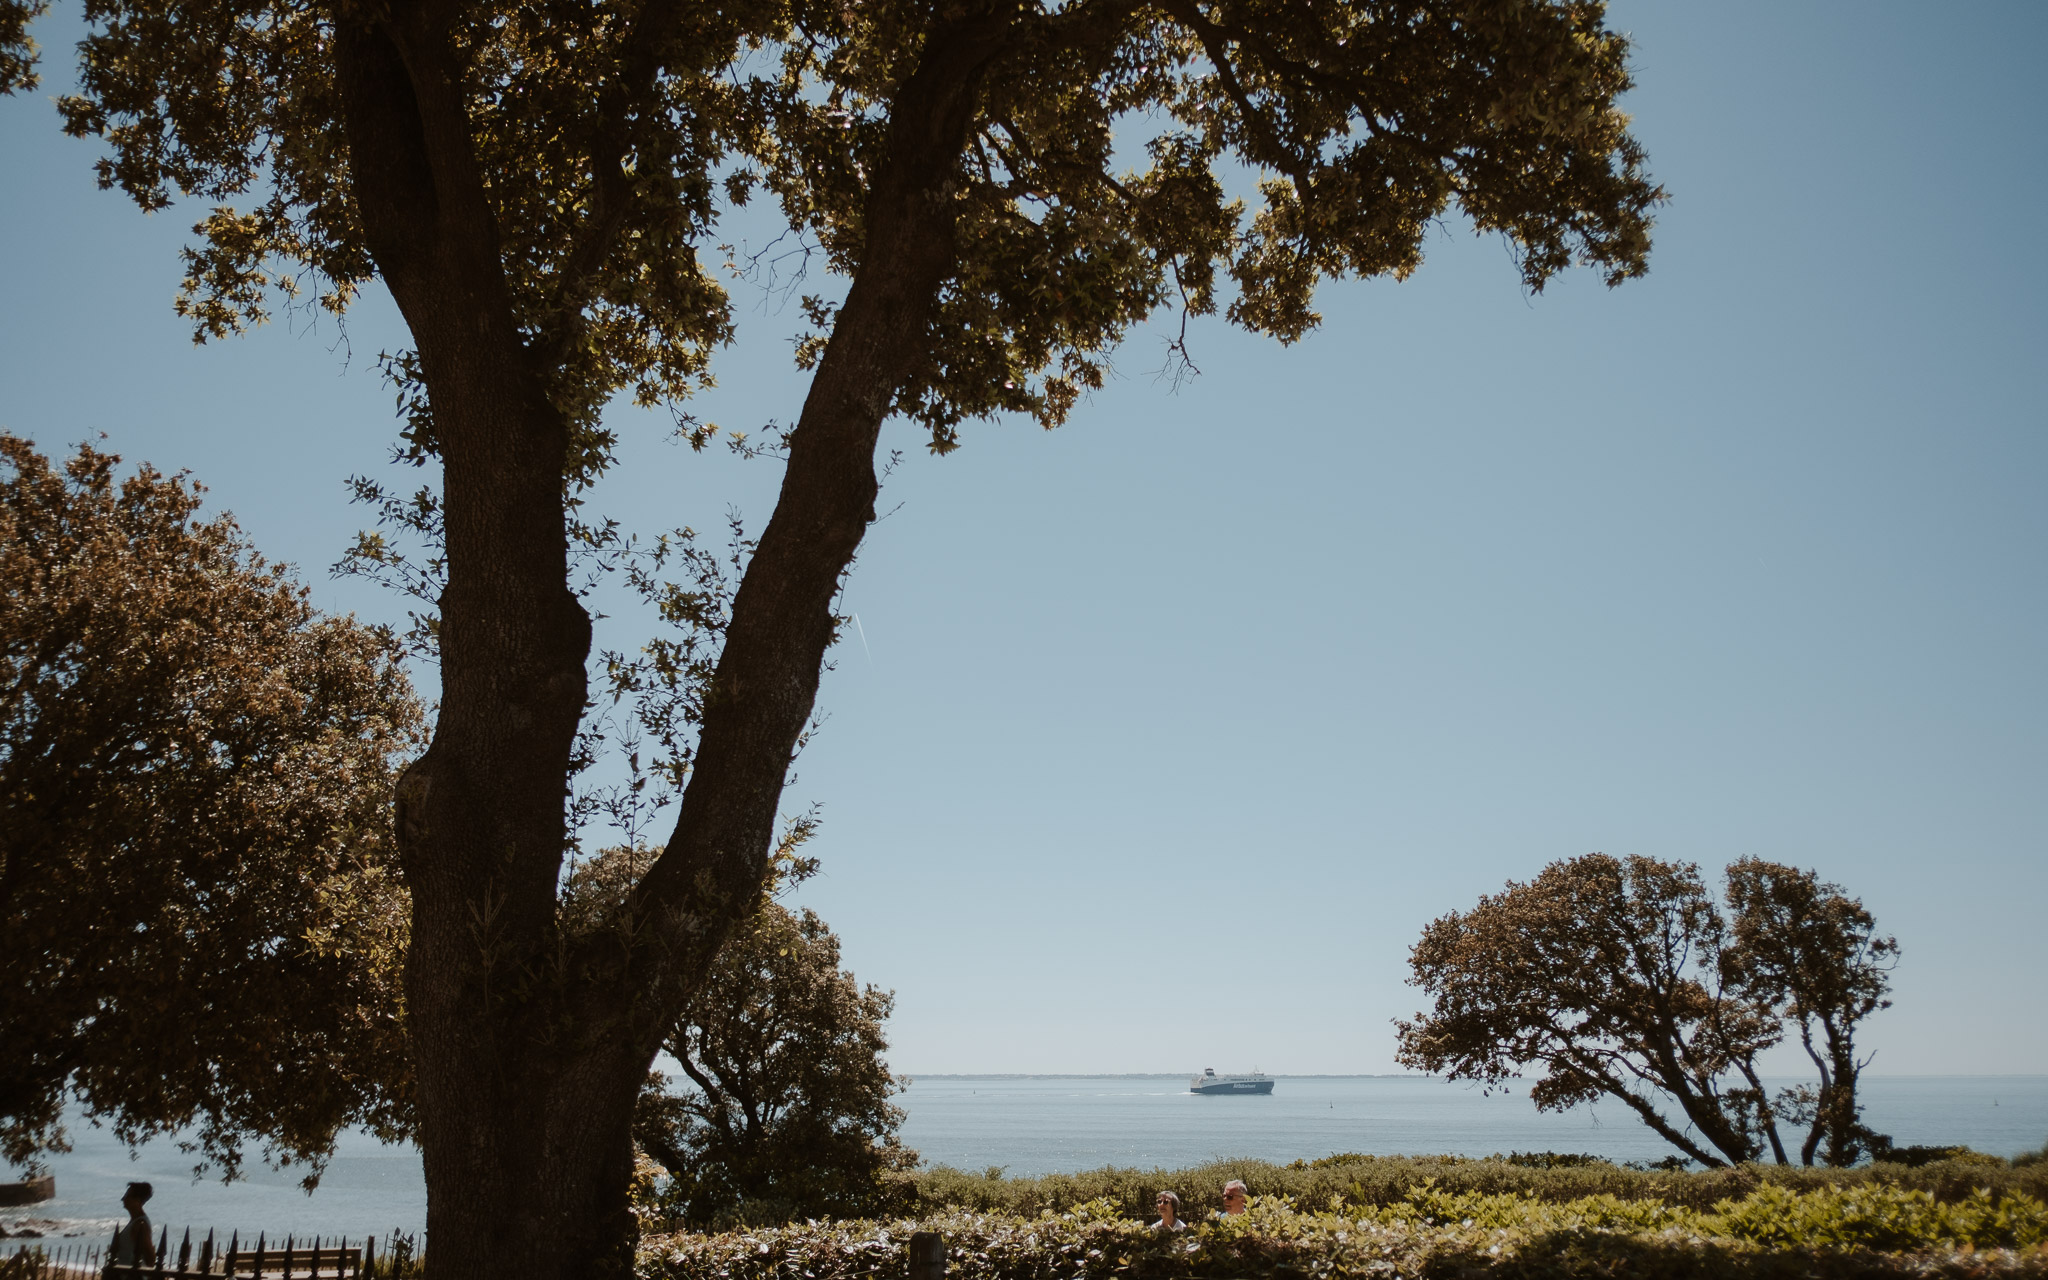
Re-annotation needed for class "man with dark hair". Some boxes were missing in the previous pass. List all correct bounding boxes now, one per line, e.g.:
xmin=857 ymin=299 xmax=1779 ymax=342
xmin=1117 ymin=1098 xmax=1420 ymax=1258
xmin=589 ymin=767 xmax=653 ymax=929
xmin=114 ymin=1182 xmax=156 ymax=1266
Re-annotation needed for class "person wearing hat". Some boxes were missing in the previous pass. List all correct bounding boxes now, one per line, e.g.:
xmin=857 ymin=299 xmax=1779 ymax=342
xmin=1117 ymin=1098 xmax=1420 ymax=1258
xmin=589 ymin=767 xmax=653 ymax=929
xmin=114 ymin=1182 xmax=157 ymax=1266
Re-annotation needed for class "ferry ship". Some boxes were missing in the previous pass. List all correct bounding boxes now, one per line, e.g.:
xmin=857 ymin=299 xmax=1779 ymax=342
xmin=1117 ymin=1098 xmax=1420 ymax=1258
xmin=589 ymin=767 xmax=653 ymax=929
xmin=1189 ymin=1068 xmax=1275 ymax=1095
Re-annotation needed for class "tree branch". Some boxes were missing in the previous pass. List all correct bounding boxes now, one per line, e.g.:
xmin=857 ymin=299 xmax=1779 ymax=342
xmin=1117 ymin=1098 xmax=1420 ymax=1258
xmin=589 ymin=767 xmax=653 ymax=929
xmin=1556 ymin=1048 xmax=1725 ymax=1168
xmin=539 ymin=0 xmax=695 ymax=349
xmin=1157 ymin=0 xmax=1315 ymax=199
xmin=601 ymin=4 xmax=1021 ymax=1040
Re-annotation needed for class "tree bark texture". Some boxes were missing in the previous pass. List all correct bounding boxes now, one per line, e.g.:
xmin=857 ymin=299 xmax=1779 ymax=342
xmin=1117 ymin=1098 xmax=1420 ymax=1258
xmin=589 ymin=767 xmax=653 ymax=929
xmin=334 ymin=7 xmax=1015 ymax=1277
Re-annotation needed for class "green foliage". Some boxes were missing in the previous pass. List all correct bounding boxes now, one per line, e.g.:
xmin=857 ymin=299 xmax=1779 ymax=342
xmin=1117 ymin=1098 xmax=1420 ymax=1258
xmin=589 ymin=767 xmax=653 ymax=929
xmin=363 ymin=1232 xmax=426 ymax=1279
xmin=0 ymin=435 xmax=424 ymax=1182
xmin=1724 ymin=858 xmax=1898 ymax=1166
xmin=633 ymin=899 xmax=915 ymax=1228
xmin=1396 ymin=854 xmax=1898 ymax=1168
xmin=0 ymin=0 xmax=45 ymax=93
xmin=34 ymin=0 xmax=1665 ymax=465
xmin=638 ymin=1183 xmax=2048 ymax=1280
xmin=1871 ymin=1144 xmax=2010 ymax=1170
xmin=0 ymin=1248 xmax=43 ymax=1280
xmin=1493 ymin=1151 xmax=1612 ymax=1169
xmin=1396 ymin=855 xmax=1778 ymax=1167
xmin=892 ymin=1154 xmax=2048 ymax=1219
xmin=1705 ymin=1183 xmax=2044 ymax=1253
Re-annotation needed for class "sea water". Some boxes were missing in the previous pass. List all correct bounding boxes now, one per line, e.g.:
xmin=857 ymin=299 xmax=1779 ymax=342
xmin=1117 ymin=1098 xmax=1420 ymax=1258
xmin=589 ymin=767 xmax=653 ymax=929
xmin=896 ymin=1074 xmax=2048 ymax=1175
xmin=6 ymin=1076 xmax=2043 ymax=1251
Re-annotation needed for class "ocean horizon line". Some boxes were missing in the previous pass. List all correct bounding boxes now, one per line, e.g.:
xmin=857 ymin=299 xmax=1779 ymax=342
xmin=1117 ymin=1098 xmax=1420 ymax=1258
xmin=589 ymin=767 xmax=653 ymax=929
xmin=900 ymin=1071 xmax=2048 ymax=1080
xmin=903 ymin=1072 xmax=1427 ymax=1080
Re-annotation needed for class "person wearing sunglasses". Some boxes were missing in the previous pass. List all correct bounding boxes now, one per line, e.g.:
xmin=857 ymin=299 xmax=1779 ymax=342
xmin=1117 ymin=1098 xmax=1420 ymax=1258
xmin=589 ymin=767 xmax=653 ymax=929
xmin=1151 ymin=1190 xmax=1188 ymax=1231
xmin=1219 ymin=1180 xmax=1249 ymax=1216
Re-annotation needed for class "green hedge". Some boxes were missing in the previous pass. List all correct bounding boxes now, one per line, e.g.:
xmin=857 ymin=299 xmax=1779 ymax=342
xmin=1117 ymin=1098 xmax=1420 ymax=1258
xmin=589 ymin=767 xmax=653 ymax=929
xmin=641 ymin=1184 xmax=2048 ymax=1280
xmin=886 ymin=1152 xmax=2048 ymax=1219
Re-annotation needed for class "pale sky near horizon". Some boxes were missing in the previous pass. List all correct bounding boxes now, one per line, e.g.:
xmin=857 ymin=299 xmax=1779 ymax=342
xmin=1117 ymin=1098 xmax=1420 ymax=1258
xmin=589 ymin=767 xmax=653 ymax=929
xmin=3 ymin=3 xmax=2043 ymax=1079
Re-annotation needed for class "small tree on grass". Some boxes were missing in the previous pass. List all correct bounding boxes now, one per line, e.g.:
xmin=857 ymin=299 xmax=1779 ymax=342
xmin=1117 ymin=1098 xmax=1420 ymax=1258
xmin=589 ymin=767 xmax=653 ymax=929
xmin=0 ymin=435 xmax=423 ymax=1180
xmin=633 ymin=900 xmax=913 ymax=1227
xmin=1723 ymin=858 xmax=1897 ymax=1167
xmin=1395 ymin=853 xmax=1895 ymax=1168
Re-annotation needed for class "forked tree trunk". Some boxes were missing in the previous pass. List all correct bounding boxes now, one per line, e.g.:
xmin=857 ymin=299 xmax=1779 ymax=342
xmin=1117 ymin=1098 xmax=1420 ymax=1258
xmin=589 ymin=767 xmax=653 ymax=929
xmin=1816 ymin=1024 xmax=1867 ymax=1167
xmin=334 ymin=8 xmax=1013 ymax=1277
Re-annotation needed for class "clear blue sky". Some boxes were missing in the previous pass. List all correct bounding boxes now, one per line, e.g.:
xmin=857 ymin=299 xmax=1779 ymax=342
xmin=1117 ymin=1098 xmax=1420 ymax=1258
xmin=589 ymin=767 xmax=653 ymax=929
xmin=4 ymin=2 xmax=2043 ymax=1076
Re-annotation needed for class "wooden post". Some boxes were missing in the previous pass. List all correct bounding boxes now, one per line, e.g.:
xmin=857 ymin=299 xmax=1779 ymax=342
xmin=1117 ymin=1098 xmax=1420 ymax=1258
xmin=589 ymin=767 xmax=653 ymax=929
xmin=908 ymin=1232 xmax=945 ymax=1280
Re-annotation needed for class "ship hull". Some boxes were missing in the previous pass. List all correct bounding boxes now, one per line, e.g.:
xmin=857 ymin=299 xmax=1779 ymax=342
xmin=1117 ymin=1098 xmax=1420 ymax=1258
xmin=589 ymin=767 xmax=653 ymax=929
xmin=1190 ymin=1079 xmax=1275 ymax=1095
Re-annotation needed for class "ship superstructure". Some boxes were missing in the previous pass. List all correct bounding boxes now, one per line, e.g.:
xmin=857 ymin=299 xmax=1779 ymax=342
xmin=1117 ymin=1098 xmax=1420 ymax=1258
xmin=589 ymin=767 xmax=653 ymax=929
xmin=1189 ymin=1068 xmax=1274 ymax=1095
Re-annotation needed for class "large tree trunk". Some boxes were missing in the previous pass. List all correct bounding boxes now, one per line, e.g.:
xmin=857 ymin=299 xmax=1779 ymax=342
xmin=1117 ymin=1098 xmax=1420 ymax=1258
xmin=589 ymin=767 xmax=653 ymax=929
xmin=336 ymin=16 xmax=640 ymax=1276
xmin=335 ymin=8 xmax=1013 ymax=1277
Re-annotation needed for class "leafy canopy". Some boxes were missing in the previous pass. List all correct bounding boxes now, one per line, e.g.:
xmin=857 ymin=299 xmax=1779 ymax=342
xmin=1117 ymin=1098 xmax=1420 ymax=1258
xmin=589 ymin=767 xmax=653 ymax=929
xmin=632 ymin=895 xmax=914 ymax=1228
xmin=0 ymin=435 xmax=424 ymax=1181
xmin=0 ymin=0 xmax=45 ymax=92
xmin=1396 ymin=853 xmax=1897 ymax=1170
xmin=19 ymin=0 xmax=1660 ymax=464
xmin=1724 ymin=857 xmax=1898 ymax=1168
